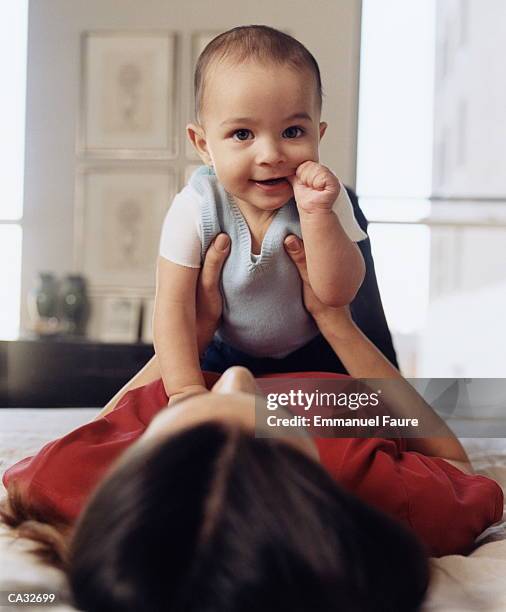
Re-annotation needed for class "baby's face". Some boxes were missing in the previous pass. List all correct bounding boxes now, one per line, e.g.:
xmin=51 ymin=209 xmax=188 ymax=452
xmin=189 ymin=60 xmax=326 ymax=213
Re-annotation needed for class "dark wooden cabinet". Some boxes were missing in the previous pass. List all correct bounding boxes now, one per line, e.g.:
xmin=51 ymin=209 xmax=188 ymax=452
xmin=0 ymin=338 xmax=154 ymax=407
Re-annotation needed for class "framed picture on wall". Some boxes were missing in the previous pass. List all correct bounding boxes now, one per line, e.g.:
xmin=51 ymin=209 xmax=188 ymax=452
xmin=75 ymin=165 xmax=175 ymax=290
xmin=186 ymin=31 xmax=221 ymax=160
xmin=79 ymin=31 xmax=178 ymax=159
xmin=89 ymin=295 xmax=141 ymax=343
xmin=96 ymin=295 xmax=142 ymax=343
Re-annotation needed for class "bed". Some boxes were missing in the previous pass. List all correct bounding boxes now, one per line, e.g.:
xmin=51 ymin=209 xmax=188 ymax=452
xmin=1 ymin=409 xmax=505 ymax=611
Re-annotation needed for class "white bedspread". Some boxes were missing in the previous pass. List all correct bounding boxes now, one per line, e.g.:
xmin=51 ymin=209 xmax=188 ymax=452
xmin=1 ymin=409 xmax=505 ymax=611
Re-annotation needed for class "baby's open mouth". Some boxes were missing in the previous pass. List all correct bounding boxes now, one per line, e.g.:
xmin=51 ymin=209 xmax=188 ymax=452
xmin=253 ymin=177 xmax=287 ymax=185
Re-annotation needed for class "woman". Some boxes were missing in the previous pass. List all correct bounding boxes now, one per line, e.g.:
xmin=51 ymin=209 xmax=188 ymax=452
xmin=1 ymin=236 xmax=502 ymax=612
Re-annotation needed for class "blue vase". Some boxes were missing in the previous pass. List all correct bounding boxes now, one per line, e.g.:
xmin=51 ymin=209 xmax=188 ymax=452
xmin=58 ymin=275 xmax=90 ymax=336
xmin=28 ymin=272 xmax=60 ymax=335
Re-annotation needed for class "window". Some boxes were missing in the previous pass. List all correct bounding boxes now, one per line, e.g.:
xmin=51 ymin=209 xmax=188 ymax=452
xmin=357 ymin=0 xmax=435 ymax=198
xmin=356 ymin=0 xmax=435 ymax=372
xmin=0 ymin=0 xmax=28 ymax=339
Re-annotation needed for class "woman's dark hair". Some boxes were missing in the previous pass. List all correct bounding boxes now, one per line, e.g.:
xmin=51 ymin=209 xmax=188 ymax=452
xmin=68 ymin=422 xmax=429 ymax=612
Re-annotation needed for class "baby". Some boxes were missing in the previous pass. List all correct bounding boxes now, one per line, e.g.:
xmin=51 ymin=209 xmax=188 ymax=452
xmin=155 ymin=25 xmax=367 ymax=399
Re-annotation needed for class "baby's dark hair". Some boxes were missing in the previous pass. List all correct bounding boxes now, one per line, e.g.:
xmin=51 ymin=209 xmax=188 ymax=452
xmin=194 ymin=25 xmax=323 ymax=121
xmin=67 ymin=421 xmax=429 ymax=612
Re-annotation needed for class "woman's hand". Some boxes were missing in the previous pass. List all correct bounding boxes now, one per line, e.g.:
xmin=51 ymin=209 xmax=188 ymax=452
xmin=283 ymin=235 xmax=356 ymax=341
xmin=196 ymin=233 xmax=230 ymax=354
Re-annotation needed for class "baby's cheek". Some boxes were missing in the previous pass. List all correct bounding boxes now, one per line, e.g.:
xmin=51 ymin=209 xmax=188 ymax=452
xmin=296 ymin=146 xmax=319 ymax=166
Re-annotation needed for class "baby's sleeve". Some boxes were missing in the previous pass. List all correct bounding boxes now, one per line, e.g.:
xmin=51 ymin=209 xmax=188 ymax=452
xmin=332 ymin=181 xmax=368 ymax=242
xmin=159 ymin=185 xmax=203 ymax=268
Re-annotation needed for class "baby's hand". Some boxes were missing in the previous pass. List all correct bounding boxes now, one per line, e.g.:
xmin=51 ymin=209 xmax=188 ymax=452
xmin=288 ymin=161 xmax=340 ymax=214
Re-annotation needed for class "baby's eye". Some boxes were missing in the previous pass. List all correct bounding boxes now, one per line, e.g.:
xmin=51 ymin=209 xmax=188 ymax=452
xmin=232 ymin=129 xmax=253 ymax=141
xmin=283 ymin=126 xmax=304 ymax=139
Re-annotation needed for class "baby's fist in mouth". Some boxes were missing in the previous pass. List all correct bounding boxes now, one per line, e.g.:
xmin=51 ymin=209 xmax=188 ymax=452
xmin=287 ymin=161 xmax=340 ymax=213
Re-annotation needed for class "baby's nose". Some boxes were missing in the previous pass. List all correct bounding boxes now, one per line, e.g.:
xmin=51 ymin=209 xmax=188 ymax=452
xmin=256 ymin=138 xmax=286 ymax=165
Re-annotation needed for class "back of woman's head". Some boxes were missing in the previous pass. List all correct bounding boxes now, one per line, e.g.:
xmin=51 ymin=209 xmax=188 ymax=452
xmin=67 ymin=422 xmax=429 ymax=612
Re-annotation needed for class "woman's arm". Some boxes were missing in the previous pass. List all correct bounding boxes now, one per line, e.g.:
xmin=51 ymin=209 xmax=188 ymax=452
xmin=94 ymin=354 xmax=161 ymax=420
xmin=283 ymin=235 xmax=472 ymax=469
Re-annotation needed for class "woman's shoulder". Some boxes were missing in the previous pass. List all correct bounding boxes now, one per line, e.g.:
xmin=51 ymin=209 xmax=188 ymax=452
xmin=315 ymin=435 xmax=504 ymax=556
xmin=1 ymin=379 xmax=170 ymax=523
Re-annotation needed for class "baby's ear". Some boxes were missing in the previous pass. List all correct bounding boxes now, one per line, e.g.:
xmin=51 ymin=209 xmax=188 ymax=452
xmin=319 ymin=122 xmax=328 ymax=140
xmin=186 ymin=123 xmax=213 ymax=165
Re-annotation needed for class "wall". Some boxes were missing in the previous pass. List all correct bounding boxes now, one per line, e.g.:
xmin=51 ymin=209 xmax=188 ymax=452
xmin=21 ymin=0 xmax=362 ymax=331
